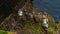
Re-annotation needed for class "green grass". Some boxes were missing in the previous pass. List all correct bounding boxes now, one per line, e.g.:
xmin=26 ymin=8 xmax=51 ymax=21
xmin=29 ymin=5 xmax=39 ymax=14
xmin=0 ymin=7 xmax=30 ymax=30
xmin=0 ymin=30 xmax=7 ymax=34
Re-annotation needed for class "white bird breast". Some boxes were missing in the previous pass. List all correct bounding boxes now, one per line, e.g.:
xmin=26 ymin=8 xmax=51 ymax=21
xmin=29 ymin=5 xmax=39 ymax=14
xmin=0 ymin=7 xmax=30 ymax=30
xmin=43 ymin=19 xmax=48 ymax=27
xmin=43 ymin=19 xmax=47 ymax=23
xmin=18 ymin=10 xmax=23 ymax=16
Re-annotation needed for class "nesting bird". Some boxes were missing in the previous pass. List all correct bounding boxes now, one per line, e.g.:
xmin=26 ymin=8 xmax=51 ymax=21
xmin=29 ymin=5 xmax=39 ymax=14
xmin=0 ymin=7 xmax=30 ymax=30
xmin=18 ymin=9 xmax=23 ymax=16
xmin=42 ymin=18 xmax=48 ymax=31
xmin=42 ymin=12 xmax=48 ymax=31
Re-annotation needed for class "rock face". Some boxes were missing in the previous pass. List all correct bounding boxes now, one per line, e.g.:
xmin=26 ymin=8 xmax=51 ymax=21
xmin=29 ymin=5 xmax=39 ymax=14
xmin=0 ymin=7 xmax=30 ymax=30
xmin=0 ymin=0 xmax=56 ymax=34
xmin=0 ymin=9 xmax=55 ymax=30
xmin=0 ymin=0 xmax=25 ymax=15
xmin=0 ymin=0 xmax=25 ymax=24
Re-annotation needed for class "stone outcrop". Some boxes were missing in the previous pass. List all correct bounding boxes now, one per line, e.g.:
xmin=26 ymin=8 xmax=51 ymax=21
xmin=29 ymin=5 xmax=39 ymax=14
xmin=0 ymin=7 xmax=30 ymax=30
xmin=0 ymin=0 xmax=58 ymax=34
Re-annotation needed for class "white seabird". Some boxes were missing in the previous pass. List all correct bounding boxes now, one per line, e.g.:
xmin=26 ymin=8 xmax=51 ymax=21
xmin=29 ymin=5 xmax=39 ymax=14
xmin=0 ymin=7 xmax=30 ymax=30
xmin=18 ymin=9 xmax=23 ymax=16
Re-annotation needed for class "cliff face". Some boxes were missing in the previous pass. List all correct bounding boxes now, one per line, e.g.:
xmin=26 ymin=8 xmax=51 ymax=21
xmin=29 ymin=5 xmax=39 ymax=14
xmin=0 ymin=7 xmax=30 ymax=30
xmin=0 ymin=0 xmax=57 ymax=34
xmin=0 ymin=0 xmax=25 ymax=15
xmin=0 ymin=0 xmax=25 ymax=24
xmin=0 ymin=9 xmax=55 ymax=34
